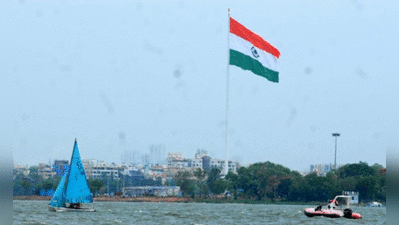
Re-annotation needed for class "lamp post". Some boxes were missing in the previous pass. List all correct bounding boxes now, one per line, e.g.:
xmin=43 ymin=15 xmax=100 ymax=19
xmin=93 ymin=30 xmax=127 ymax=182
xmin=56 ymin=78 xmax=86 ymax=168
xmin=332 ymin=133 xmax=340 ymax=171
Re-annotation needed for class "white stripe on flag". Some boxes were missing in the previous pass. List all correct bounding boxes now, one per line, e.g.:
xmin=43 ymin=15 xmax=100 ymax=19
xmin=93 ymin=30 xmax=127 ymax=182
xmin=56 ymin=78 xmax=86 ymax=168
xmin=229 ymin=33 xmax=279 ymax=72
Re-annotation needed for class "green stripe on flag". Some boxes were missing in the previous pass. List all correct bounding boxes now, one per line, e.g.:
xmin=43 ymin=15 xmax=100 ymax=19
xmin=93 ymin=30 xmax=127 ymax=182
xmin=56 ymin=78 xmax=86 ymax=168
xmin=229 ymin=49 xmax=279 ymax=83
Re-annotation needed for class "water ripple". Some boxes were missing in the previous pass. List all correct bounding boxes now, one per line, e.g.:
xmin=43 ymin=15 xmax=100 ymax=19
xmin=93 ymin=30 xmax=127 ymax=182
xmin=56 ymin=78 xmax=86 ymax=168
xmin=14 ymin=201 xmax=385 ymax=225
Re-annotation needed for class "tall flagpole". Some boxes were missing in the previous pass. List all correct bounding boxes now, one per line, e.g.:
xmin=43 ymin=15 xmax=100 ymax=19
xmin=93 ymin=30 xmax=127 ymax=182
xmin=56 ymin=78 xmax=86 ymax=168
xmin=224 ymin=8 xmax=230 ymax=176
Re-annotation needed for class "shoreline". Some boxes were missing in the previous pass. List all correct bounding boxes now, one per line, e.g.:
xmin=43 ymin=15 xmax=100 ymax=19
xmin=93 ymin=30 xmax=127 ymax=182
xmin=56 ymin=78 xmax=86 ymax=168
xmin=13 ymin=196 xmax=192 ymax=203
xmin=14 ymin=196 xmax=371 ymax=206
xmin=12 ymin=196 xmax=316 ymax=205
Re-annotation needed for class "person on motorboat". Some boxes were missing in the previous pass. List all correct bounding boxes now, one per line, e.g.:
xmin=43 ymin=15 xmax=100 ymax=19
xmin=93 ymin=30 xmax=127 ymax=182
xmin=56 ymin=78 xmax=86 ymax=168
xmin=328 ymin=199 xmax=338 ymax=205
xmin=315 ymin=204 xmax=322 ymax=211
xmin=327 ymin=199 xmax=339 ymax=209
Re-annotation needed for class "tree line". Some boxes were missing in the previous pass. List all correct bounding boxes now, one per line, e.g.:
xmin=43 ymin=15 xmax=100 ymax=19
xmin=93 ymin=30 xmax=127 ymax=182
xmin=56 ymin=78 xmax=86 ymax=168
xmin=173 ymin=161 xmax=385 ymax=203
xmin=13 ymin=167 xmax=161 ymax=196
xmin=14 ymin=161 xmax=385 ymax=203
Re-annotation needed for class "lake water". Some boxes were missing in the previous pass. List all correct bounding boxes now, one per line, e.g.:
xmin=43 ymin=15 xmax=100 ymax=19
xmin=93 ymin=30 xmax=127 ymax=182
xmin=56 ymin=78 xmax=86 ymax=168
xmin=13 ymin=200 xmax=386 ymax=224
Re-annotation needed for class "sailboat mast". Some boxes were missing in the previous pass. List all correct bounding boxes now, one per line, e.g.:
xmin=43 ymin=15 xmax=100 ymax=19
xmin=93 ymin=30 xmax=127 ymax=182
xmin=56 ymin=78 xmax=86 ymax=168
xmin=224 ymin=8 xmax=231 ymax=176
xmin=64 ymin=138 xmax=77 ymax=199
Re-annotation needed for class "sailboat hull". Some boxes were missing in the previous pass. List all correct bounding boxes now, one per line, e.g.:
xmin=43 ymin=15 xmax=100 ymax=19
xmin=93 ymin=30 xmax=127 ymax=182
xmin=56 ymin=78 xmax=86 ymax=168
xmin=48 ymin=205 xmax=66 ymax=212
xmin=48 ymin=205 xmax=95 ymax=212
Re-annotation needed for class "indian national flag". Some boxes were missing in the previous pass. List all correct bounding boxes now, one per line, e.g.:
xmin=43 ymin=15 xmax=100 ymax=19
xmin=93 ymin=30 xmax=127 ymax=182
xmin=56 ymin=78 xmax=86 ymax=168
xmin=229 ymin=17 xmax=280 ymax=83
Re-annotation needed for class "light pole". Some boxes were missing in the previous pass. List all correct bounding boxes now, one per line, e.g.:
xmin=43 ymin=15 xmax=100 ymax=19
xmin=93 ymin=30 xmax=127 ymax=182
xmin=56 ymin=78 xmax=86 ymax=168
xmin=332 ymin=133 xmax=340 ymax=171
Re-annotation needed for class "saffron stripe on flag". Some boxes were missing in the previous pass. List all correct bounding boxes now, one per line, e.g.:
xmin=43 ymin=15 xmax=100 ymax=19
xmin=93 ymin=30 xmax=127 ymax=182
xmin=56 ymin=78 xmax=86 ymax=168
xmin=230 ymin=17 xmax=280 ymax=59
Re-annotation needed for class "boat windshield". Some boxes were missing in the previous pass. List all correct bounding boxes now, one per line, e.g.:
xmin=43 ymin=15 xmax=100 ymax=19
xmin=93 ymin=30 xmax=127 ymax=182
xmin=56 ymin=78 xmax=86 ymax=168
xmin=334 ymin=196 xmax=350 ymax=209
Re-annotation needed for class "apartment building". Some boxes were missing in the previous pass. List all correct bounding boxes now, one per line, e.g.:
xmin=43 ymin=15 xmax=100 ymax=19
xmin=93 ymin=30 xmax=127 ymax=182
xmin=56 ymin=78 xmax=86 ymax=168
xmin=309 ymin=163 xmax=346 ymax=176
xmin=13 ymin=163 xmax=30 ymax=178
xmin=38 ymin=163 xmax=56 ymax=179
xmin=167 ymin=151 xmax=239 ymax=173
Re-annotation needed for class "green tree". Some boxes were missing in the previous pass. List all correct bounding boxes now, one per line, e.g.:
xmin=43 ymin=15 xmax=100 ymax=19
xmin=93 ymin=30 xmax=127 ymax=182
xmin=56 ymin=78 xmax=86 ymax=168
xmin=287 ymin=179 xmax=304 ymax=201
xmin=193 ymin=168 xmax=208 ymax=197
xmin=207 ymin=168 xmax=221 ymax=194
xmin=225 ymin=171 xmax=238 ymax=190
xmin=174 ymin=171 xmax=195 ymax=197
xmin=225 ymin=171 xmax=239 ymax=199
xmin=325 ymin=172 xmax=341 ymax=199
xmin=212 ymin=179 xmax=229 ymax=195
xmin=338 ymin=161 xmax=375 ymax=178
xmin=87 ymin=179 xmax=104 ymax=195
xmin=251 ymin=162 xmax=291 ymax=200
xmin=285 ymin=171 xmax=305 ymax=201
xmin=22 ymin=180 xmax=32 ymax=194
xmin=375 ymin=169 xmax=386 ymax=202
xmin=370 ymin=163 xmax=384 ymax=172
xmin=277 ymin=178 xmax=292 ymax=199
xmin=337 ymin=176 xmax=356 ymax=193
xmin=335 ymin=162 xmax=386 ymax=203
xmin=303 ymin=172 xmax=330 ymax=202
xmin=28 ymin=166 xmax=41 ymax=181
xmin=37 ymin=179 xmax=56 ymax=190
xmin=13 ymin=172 xmax=27 ymax=196
xmin=355 ymin=176 xmax=377 ymax=202
xmin=235 ymin=166 xmax=258 ymax=199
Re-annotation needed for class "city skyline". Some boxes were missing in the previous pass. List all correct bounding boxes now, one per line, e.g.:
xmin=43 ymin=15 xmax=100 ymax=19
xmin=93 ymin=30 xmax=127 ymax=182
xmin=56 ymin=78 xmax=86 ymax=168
xmin=14 ymin=146 xmax=384 ymax=175
xmin=11 ymin=137 xmax=385 ymax=171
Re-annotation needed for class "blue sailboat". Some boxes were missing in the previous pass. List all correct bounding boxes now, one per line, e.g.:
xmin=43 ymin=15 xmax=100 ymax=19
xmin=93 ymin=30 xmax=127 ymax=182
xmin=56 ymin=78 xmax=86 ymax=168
xmin=48 ymin=139 xmax=95 ymax=212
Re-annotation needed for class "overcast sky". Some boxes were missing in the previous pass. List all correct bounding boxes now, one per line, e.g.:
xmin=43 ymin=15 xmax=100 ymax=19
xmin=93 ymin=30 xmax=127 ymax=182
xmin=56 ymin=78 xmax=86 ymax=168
xmin=2 ymin=0 xmax=396 ymax=171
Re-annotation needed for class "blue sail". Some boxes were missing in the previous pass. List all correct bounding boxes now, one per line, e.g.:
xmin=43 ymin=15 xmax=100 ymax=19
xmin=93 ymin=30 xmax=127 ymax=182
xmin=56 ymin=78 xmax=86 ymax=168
xmin=65 ymin=140 xmax=93 ymax=203
xmin=49 ymin=173 xmax=67 ymax=207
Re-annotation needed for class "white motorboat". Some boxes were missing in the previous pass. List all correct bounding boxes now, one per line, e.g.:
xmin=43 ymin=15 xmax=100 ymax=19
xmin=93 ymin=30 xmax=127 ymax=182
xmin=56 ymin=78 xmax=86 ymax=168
xmin=304 ymin=195 xmax=361 ymax=219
